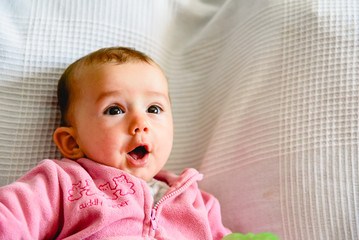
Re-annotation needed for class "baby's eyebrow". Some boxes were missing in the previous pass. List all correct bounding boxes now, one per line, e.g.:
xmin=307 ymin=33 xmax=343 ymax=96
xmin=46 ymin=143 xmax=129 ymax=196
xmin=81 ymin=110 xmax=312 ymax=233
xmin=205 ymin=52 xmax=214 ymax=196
xmin=96 ymin=90 xmax=123 ymax=103
xmin=145 ymin=91 xmax=170 ymax=102
xmin=96 ymin=90 xmax=170 ymax=103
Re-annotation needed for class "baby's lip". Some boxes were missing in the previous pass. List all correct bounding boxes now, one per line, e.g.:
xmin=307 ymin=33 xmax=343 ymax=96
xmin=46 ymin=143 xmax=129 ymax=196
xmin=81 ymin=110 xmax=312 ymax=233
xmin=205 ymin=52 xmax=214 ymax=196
xmin=127 ymin=144 xmax=150 ymax=167
xmin=127 ymin=144 xmax=150 ymax=160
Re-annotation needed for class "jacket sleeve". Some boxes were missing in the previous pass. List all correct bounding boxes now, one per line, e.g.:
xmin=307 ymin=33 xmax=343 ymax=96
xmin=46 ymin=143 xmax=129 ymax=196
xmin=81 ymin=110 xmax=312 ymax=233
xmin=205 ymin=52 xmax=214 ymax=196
xmin=201 ymin=190 xmax=232 ymax=240
xmin=0 ymin=160 xmax=62 ymax=239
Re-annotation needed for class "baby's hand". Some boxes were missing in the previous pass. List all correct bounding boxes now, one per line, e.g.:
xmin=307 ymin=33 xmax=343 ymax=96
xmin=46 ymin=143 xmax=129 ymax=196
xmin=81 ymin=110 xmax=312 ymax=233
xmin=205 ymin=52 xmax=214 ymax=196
xmin=222 ymin=232 xmax=280 ymax=240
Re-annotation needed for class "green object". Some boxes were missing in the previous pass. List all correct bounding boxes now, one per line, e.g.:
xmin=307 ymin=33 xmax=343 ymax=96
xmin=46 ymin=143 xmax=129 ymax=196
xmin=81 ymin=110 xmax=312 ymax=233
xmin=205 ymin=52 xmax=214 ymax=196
xmin=222 ymin=232 xmax=280 ymax=240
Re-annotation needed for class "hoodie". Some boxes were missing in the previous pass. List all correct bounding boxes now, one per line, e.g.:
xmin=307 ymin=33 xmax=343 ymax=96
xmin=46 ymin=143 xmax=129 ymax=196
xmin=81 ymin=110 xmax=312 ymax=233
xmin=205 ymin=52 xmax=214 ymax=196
xmin=0 ymin=158 xmax=231 ymax=239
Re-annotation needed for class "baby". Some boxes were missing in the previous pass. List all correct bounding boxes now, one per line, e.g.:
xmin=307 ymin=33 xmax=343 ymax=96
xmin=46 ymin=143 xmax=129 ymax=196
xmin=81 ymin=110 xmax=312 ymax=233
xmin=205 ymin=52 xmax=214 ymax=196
xmin=0 ymin=47 xmax=231 ymax=239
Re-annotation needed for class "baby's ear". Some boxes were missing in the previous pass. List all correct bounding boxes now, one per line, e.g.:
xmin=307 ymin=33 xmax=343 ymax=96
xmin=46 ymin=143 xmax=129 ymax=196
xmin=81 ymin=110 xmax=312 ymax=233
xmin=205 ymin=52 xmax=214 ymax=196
xmin=53 ymin=127 xmax=84 ymax=159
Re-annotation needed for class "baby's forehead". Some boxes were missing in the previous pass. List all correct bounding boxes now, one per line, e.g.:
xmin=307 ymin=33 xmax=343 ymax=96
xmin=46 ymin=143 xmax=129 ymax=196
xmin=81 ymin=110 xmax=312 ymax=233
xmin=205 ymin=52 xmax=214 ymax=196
xmin=70 ymin=61 xmax=169 ymax=93
xmin=75 ymin=60 xmax=165 ymax=78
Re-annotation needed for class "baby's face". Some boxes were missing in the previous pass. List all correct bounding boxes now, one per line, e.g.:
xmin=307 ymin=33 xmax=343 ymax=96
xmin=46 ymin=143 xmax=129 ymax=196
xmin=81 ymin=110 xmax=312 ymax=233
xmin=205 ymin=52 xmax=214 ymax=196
xmin=69 ymin=62 xmax=173 ymax=181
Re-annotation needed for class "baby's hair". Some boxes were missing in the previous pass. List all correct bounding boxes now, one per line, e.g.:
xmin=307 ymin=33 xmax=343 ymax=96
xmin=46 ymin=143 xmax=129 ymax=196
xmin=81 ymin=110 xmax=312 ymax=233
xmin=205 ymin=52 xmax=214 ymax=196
xmin=57 ymin=47 xmax=155 ymax=126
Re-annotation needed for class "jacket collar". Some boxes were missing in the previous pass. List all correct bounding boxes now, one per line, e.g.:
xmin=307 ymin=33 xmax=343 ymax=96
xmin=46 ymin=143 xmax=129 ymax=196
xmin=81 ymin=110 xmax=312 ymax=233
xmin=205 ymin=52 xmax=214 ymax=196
xmin=154 ymin=168 xmax=203 ymax=189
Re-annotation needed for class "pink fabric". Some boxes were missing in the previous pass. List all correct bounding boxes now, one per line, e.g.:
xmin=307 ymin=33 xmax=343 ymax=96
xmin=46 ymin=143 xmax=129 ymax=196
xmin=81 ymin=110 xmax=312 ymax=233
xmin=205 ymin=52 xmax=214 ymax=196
xmin=0 ymin=158 xmax=231 ymax=239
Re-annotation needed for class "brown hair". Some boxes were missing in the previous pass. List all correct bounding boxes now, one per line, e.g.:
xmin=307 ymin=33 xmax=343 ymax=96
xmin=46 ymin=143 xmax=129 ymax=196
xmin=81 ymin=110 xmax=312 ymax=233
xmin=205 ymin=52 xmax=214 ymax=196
xmin=57 ymin=47 xmax=154 ymax=126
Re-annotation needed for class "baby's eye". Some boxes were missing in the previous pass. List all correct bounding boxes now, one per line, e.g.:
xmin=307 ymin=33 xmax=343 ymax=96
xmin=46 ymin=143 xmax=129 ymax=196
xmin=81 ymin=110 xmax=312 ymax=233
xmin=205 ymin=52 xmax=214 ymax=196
xmin=104 ymin=106 xmax=124 ymax=115
xmin=147 ymin=105 xmax=162 ymax=114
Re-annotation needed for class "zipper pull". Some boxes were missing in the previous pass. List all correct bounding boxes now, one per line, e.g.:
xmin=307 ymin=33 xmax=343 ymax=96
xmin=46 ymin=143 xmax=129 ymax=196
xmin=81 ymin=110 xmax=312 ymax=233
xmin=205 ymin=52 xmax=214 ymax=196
xmin=150 ymin=209 xmax=158 ymax=230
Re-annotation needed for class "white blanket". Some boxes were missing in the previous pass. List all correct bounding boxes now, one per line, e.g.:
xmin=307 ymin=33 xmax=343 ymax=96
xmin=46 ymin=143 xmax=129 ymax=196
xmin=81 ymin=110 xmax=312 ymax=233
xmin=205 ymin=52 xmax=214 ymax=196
xmin=0 ymin=0 xmax=358 ymax=239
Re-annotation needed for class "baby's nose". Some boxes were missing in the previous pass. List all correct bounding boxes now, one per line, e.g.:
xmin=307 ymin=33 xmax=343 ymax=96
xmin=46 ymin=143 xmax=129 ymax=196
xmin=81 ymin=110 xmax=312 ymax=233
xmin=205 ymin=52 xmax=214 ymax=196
xmin=132 ymin=125 xmax=149 ymax=134
xmin=129 ymin=115 xmax=149 ymax=135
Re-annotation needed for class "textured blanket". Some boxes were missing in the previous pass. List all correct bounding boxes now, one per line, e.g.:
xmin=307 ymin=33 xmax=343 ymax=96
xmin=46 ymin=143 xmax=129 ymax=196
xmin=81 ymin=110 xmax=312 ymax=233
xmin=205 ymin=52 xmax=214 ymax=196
xmin=0 ymin=0 xmax=358 ymax=239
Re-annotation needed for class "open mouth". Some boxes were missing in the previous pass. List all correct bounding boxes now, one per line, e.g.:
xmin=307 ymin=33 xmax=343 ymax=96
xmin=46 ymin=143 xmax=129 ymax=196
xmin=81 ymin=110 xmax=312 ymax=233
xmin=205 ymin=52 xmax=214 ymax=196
xmin=128 ymin=146 xmax=148 ymax=160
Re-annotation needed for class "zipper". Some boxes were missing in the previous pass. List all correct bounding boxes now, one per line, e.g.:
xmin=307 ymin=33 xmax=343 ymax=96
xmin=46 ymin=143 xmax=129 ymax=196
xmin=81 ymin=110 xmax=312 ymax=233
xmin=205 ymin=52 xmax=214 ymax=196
xmin=149 ymin=175 xmax=199 ymax=231
xmin=150 ymin=209 xmax=158 ymax=230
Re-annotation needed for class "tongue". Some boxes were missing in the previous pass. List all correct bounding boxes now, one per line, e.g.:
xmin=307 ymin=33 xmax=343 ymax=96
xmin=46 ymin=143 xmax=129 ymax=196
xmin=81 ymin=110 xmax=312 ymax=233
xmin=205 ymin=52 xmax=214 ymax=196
xmin=129 ymin=146 xmax=147 ymax=160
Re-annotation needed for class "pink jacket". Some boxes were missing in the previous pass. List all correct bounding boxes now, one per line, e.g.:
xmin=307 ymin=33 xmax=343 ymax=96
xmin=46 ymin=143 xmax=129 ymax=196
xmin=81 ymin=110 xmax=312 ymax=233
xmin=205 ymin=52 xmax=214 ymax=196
xmin=0 ymin=158 xmax=231 ymax=239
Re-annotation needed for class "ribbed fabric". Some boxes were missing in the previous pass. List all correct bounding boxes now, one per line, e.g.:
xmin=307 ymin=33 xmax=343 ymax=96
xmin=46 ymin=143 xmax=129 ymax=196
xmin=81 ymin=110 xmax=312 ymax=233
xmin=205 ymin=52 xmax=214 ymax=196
xmin=279 ymin=1 xmax=359 ymax=239
xmin=0 ymin=0 xmax=358 ymax=239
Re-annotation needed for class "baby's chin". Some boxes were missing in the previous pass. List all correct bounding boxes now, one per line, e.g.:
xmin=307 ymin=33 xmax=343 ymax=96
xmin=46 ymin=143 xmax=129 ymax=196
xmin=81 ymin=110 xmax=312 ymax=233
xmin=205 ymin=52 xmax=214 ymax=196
xmin=136 ymin=175 xmax=155 ymax=183
xmin=126 ymin=169 xmax=156 ymax=182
